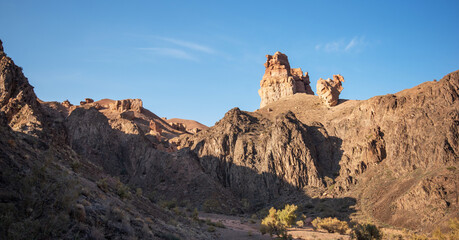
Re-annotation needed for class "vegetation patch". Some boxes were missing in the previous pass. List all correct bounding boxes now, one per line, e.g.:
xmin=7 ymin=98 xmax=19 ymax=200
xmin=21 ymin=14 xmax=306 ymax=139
xmin=312 ymin=217 xmax=349 ymax=234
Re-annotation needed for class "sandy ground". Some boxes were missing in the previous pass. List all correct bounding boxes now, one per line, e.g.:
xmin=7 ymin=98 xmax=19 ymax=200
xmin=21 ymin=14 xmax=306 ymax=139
xmin=199 ymin=212 xmax=350 ymax=240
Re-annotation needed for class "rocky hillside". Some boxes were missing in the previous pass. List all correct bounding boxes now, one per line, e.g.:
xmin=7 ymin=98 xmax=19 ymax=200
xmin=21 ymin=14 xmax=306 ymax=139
xmin=178 ymin=69 xmax=459 ymax=232
xmin=1 ymin=38 xmax=457 ymax=238
xmin=0 ymin=39 xmax=221 ymax=239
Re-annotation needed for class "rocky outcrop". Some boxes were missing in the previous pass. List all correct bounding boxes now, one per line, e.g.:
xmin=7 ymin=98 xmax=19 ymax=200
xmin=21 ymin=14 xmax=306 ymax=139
xmin=62 ymin=99 xmax=72 ymax=108
xmin=258 ymin=52 xmax=314 ymax=108
xmin=178 ymin=108 xmax=325 ymax=205
xmin=0 ymin=39 xmax=215 ymax=240
xmin=180 ymin=70 xmax=459 ymax=232
xmin=316 ymin=74 xmax=344 ymax=107
xmin=0 ymin=40 xmax=43 ymax=135
xmin=170 ymin=122 xmax=186 ymax=132
xmin=149 ymin=120 xmax=162 ymax=134
xmin=109 ymin=99 xmax=143 ymax=112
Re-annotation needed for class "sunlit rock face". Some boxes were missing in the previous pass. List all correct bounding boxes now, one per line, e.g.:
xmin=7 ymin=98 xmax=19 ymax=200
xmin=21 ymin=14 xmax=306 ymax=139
xmin=258 ymin=51 xmax=314 ymax=108
xmin=316 ymin=74 xmax=344 ymax=107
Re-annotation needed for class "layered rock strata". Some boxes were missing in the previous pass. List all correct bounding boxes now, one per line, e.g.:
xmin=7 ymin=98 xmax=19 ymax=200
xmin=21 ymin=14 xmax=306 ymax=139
xmin=258 ymin=52 xmax=314 ymax=108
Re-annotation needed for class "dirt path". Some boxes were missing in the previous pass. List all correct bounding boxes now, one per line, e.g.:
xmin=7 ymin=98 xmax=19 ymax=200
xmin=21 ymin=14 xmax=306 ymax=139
xmin=199 ymin=212 xmax=350 ymax=240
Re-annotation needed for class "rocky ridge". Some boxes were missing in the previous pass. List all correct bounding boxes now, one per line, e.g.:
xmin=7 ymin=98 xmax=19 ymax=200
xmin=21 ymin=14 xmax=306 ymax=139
xmin=0 ymin=40 xmax=218 ymax=239
xmin=179 ymin=70 xmax=459 ymax=232
xmin=1 ymin=38 xmax=457 ymax=237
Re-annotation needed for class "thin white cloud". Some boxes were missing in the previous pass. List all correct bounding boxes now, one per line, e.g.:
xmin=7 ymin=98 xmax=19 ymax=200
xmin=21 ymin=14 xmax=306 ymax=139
xmin=138 ymin=47 xmax=197 ymax=61
xmin=157 ymin=37 xmax=215 ymax=54
xmin=316 ymin=36 xmax=367 ymax=53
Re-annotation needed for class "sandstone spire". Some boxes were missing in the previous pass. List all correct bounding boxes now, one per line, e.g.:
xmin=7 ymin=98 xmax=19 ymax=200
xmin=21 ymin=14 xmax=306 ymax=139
xmin=316 ymin=74 xmax=344 ymax=107
xmin=258 ymin=52 xmax=314 ymax=108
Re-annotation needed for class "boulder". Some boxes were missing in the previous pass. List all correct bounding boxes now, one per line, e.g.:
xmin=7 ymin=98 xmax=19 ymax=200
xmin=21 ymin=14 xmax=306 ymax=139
xmin=316 ymin=74 xmax=344 ymax=107
xmin=258 ymin=52 xmax=314 ymax=108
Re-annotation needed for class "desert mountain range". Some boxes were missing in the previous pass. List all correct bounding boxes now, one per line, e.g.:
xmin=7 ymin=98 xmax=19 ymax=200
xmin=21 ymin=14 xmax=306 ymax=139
xmin=1 ymin=39 xmax=458 ymax=239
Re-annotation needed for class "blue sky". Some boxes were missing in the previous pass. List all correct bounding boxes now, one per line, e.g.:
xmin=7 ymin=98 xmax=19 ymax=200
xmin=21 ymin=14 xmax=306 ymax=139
xmin=1 ymin=1 xmax=458 ymax=126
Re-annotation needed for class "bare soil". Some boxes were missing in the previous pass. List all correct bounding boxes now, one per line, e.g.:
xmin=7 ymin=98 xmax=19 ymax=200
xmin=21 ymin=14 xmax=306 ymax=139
xmin=199 ymin=212 xmax=350 ymax=240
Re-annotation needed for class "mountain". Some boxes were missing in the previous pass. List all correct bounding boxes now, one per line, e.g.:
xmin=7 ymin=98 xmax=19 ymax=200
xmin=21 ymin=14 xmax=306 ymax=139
xmin=177 ymin=55 xmax=459 ymax=232
xmin=1 ymin=39 xmax=457 ymax=239
xmin=0 ymin=39 xmax=217 ymax=239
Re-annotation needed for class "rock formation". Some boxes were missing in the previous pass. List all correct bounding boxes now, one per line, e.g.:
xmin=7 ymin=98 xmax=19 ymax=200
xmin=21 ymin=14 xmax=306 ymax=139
xmin=149 ymin=120 xmax=162 ymax=134
xmin=62 ymin=99 xmax=72 ymax=108
xmin=258 ymin=52 xmax=314 ymax=108
xmin=109 ymin=98 xmax=143 ymax=112
xmin=0 ymin=40 xmax=43 ymax=135
xmin=0 ymin=40 xmax=220 ymax=239
xmin=1 ymin=39 xmax=458 ymax=237
xmin=179 ymin=70 xmax=459 ymax=232
xmin=316 ymin=74 xmax=344 ymax=107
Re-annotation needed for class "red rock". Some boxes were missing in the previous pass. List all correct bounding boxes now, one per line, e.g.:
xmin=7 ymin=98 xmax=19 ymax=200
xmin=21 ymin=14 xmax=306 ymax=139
xmin=62 ymin=100 xmax=72 ymax=108
xmin=258 ymin=52 xmax=314 ymax=108
xmin=316 ymin=74 xmax=344 ymax=107
xmin=149 ymin=120 xmax=162 ymax=134
xmin=109 ymin=99 xmax=143 ymax=112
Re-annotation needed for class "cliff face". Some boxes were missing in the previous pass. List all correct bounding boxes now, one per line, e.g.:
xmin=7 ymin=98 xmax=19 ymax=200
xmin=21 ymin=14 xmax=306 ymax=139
xmin=180 ymin=70 xmax=459 ymax=231
xmin=258 ymin=52 xmax=314 ymax=108
xmin=0 ymin=40 xmax=43 ymax=135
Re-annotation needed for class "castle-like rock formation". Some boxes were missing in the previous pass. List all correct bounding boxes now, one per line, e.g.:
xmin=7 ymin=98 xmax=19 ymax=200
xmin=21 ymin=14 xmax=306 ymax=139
xmin=316 ymin=74 xmax=344 ymax=107
xmin=258 ymin=52 xmax=314 ymax=108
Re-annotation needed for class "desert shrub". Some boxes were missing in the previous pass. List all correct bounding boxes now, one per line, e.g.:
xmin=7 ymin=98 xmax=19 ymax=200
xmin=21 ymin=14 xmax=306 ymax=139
xmin=97 ymin=178 xmax=109 ymax=192
xmin=278 ymin=204 xmax=298 ymax=227
xmin=432 ymin=218 xmax=459 ymax=240
xmin=159 ymin=199 xmax=177 ymax=210
xmin=135 ymin=187 xmax=142 ymax=197
xmin=350 ymin=223 xmax=382 ymax=240
xmin=1 ymin=164 xmax=80 ymax=239
xmin=260 ymin=205 xmax=296 ymax=239
xmin=207 ymin=226 xmax=216 ymax=232
xmin=205 ymin=219 xmax=226 ymax=228
xmin=147 ymin=191 xmax=157 ymax=203
xmin=191 ymin=208 xmax=199 ymax=221
xmin=296 ymin=220 xmax=304 ymax=227
xmin=312 ymin=217 xmax=349 ymax=234
xmin=70 ymin=161 xmax=81 ymax=171
xmin=115 ymin=179 xmax=131 ymax=200
xmin=241 ymin=198 xmax=251 ymax=212
xmin=172 ymin=207 xmax=184 ymax=216
xmin=202 ymin=198 xmax=221 ymax=213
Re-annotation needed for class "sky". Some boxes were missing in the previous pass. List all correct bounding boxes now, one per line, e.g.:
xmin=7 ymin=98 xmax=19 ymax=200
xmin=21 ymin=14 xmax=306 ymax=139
xmin=1 ymin=1 xmax=458 ymax=126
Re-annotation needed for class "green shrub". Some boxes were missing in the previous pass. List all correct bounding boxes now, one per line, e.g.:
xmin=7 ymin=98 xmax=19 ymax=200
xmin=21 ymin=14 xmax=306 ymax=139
xmin=115 ymin=179 xmax=131 ymax=199
xmin=278 ymin=204 xmax=298 ymax=227
xmin=312 ymin=217 xmax=349 ymax=234
xmin=296 ymin=220 xmax=304 ymax=227
xmin=260 ymin=205 xmax=296 ymax=239
xmin=191 ymin=208 xmax=199 ymax=221
xmin=350 ymin=223 xmax=382 ymax=240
